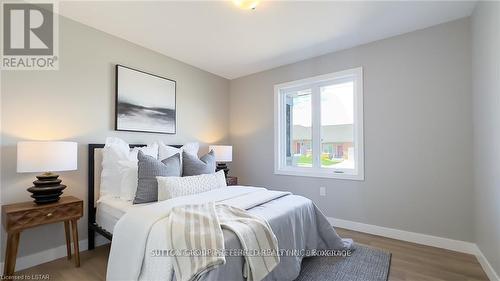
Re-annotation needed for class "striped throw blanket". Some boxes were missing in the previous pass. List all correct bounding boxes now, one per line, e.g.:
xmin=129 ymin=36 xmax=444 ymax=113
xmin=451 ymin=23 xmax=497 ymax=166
xmin=167 ymin=202 xmax=280 ymax=281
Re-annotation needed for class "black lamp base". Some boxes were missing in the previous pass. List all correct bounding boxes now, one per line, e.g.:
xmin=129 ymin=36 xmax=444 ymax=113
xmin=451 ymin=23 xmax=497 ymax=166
xmin=27 ymin=173 xmax=66 ymax=204
xmin=216 ymin=163 xmax=229 ymax=177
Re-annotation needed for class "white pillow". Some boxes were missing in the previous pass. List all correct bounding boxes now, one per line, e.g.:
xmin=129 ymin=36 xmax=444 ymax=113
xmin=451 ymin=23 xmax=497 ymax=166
xmin=157 ymin=141 xmax=198 ymax=160
xmin=131 ymin=143 xmax=159 ymax=159
xmin=156 ymin=141 xmax=199 ymax=173
xmin=157 ymin=170 xmax=227 ymax=201
xmin=101 ymin=138 xmax=131 ymax=197
xmin=100 ymin=137 xmax=158 ymax=198
xmin=118 ymin=160 xmax=138 ymax=201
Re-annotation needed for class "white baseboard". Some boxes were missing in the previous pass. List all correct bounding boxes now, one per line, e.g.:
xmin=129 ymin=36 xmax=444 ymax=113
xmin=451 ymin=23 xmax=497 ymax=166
xmin=329 ymin=217 xmax=499 ymax=281
xmin=328 ymin=217 xmax=477 ymax=254
xmin=474 ymin=246 xmax=500 ymax=281
xmin=0 ymin=235 xmax=109 ymax=275
xmin=1 ymin=219 xmax=498 ymax=281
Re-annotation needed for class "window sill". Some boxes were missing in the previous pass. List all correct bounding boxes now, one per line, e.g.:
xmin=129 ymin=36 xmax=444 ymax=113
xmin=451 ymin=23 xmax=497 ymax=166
xmin=274 ymin=168 xmax=364 ymax=181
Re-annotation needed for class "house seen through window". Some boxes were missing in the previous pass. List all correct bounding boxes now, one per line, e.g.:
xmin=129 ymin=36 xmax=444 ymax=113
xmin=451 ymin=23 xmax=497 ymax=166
xmin=275 ymin=67 xmax=364 ymax=180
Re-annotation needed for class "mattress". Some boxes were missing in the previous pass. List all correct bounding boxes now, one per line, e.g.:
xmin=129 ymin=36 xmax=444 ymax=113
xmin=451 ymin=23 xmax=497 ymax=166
xmin=96 ymin=196 xmax=153 ymax=234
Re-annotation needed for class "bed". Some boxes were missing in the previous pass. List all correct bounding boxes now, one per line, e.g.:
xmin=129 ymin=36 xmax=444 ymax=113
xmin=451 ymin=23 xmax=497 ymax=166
xmin=87 ymin=144 xmax=182 ymax=247
xmin=87 ymin=144 xmax=351 ymax=281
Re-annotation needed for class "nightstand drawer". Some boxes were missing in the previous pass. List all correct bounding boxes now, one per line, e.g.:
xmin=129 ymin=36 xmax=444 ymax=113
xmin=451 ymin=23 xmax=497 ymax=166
xmin=4 ymin=201 xmax=82 ymax=232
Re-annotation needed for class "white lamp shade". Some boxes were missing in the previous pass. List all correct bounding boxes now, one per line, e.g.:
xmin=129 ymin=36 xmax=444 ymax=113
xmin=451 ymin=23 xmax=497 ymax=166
xmin=17 ymin=141 xmax=78 ymax=173
xmin=209 ymin=145 xmax=232 ymax=162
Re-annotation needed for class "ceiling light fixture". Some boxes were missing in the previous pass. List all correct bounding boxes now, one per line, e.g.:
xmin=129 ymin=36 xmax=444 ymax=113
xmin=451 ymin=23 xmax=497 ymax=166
xmin=233 ymin=0 xmax=260 ymax=10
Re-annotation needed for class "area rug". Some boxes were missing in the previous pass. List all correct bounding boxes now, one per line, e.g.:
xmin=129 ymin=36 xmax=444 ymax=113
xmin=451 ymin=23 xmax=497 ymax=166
xmin=295 ymin=243 xmax=391 ymax=281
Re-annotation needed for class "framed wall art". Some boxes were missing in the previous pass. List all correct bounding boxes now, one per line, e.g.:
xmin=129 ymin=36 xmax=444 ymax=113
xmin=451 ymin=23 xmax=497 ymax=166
xmin=115 ymin=64 xmax=176 ymax=134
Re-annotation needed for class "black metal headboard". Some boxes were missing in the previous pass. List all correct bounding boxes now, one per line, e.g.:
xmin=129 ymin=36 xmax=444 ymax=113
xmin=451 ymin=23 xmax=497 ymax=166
xmin=87 ymin=143 xmax=182 ymax=250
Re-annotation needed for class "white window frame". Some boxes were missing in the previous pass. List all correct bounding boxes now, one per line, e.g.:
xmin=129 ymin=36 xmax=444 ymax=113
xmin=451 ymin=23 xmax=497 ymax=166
xmin=274 ymin=67 xmax=364 ymax=180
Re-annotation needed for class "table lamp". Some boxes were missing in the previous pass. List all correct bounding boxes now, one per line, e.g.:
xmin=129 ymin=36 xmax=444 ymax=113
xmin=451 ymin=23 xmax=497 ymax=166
xmin=209 ymin=145 xmax=232 ymax=177
xmin=17 ymin=141 xmax=78 ymax=204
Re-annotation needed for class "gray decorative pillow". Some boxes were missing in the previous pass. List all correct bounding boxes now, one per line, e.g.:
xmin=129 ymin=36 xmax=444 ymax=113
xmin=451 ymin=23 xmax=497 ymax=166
xmin=134 ymin=151 xmax=181 ymax=204
xmin=182 ymin=150 xmax=216 ymax=176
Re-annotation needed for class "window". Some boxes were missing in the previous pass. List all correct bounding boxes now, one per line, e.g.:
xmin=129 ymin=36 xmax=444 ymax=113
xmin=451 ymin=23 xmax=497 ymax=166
xmin=274 ymin=67 xmax=364 ymax=180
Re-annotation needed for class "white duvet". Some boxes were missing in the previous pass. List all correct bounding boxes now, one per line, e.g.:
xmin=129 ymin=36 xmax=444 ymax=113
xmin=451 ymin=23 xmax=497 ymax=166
xmin=107 ymin=186 xmax=290 ymax=281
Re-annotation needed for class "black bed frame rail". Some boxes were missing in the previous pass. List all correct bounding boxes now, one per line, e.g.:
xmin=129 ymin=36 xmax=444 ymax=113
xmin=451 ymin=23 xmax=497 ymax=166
xmin=87 ymin=143 xmax=182 ymax=250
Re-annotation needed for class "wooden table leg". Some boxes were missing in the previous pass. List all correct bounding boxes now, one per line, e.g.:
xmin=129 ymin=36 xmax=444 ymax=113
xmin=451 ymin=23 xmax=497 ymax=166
xmin=64 ymin=221 xmax=72 ymax=260
xmin=4 ymin=232 xmax=20 ymax=276
xmin=70 ymin=219 xmax=80 ymax=267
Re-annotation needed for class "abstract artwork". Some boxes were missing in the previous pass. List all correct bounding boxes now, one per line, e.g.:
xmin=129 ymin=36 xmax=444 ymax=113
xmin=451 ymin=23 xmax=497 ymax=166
xmin=115 ymin=65 xmax=176 ymax=134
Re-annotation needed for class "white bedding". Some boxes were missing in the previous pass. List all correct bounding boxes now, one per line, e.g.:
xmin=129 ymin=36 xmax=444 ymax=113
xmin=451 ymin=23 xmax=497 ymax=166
xmin=96 ymin=196 xmax=153 ymax=233
xmin=107 ymin=186 xmax=290 ymax=281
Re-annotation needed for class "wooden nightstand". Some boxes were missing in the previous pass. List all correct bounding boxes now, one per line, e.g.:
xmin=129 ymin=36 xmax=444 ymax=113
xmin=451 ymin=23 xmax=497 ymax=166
xmin=226 ymin=176 xmax=238 ymax=186
xmin=2 ymin=196 xmax=83 ymax=276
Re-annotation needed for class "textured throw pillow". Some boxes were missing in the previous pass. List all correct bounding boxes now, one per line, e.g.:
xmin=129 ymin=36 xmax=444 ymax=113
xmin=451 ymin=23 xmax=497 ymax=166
xmin=134 ymin=151 xmax=181 ymax=204
xmin=182 ymin=150 xmax=216 ymax=176
xmin=157 ymin=170 xmax=227 ymax=201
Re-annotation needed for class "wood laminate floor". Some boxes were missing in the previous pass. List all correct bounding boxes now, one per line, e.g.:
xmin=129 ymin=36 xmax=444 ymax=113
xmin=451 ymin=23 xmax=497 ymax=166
xmin=14 ymin=228 xmax=489 ymax=281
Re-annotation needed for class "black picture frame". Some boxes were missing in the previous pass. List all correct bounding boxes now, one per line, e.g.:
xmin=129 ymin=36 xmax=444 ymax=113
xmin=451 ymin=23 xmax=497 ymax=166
xmin=115 ymin=64 xmax=177 ymax=134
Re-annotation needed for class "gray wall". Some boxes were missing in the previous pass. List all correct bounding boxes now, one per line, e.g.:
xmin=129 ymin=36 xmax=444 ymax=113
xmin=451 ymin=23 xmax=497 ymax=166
xmin=229 ymin=18 xmax=474 ymax=242
xmin=472 ymin=2 xmax=500 ymax=275
xmin=0 ymin=16 xmax=230 ymax=260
